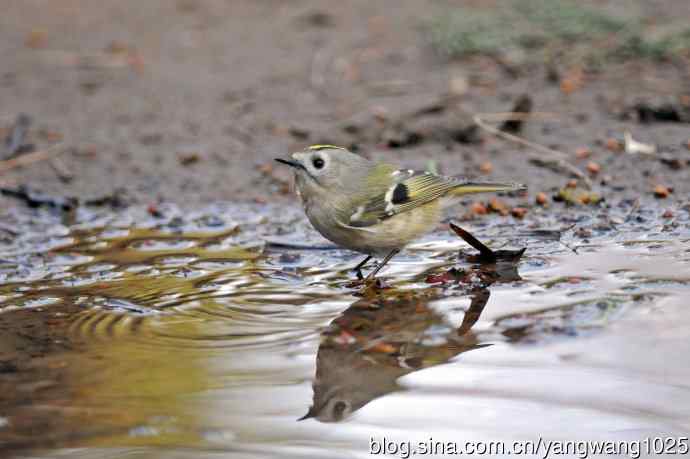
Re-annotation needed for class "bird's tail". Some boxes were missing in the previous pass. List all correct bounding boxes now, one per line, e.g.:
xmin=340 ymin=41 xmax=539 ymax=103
xmin=449 ymin=181 xmax=527 ymax=196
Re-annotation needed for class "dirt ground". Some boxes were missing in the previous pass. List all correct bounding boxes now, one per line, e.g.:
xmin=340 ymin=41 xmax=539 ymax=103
xmin=1 ymin=0 xmax=689 ymax=211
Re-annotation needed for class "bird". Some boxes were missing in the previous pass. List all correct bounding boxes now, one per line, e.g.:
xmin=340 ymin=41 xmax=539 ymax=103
xmin=275 ymin=145 xmax=526 ymax=281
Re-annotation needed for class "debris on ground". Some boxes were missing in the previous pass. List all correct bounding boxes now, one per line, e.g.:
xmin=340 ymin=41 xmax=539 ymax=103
xmin=471 ymin=201 xmax=488 ymax=215
xmin=575 ymin=147 xmax=591 ymax=159
xmin=488 ymin=197 xmax=509 ymax=216
xmin=633 ymin=101 xmax=690 ymax=123
xmin=499 ymin=94 xmax=533 ymax=133
xmin=586 ymin=161 xmax=601 ymax=175
xmin=2 ymin=114 xmax=34 ymax=160
xmin=178 ymin=152 xmax=201 ymax=166
xmin=0 ymin=185 xmax=77 ymax=210
xmin=653 ymin=184 xmax=671 ymax=199
xmin=604 ymin=137 xmax=624 ymax=153
xmin=624 ymin=131 xmax=656 ymax=155
xmin=450 ymin=222 xmax=526 ymax=263
xmin=0 ymin=185 xmax=130 ymax=211
xmin=554 ymin=184 xmax=602 ymax=205
xmin=479 ymin=161 xmax=493 ymax=174
xmin=510 ymin=207 xmax=528 ymax=219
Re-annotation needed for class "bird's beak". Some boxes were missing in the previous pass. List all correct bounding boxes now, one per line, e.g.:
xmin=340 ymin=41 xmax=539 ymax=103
xmin=275 ymin=158 xmax=303 ymax=170
xmin=297 ymin=406 xmax=316 ymax=421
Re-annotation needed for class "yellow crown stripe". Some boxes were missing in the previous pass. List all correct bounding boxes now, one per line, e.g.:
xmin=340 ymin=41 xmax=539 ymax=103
xmin=307 ymin=144 xmax=346 ymax=151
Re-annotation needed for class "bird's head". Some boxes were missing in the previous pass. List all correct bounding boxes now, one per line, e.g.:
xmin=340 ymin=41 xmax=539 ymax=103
xmin=275 ymin=145 xmax=369 ymax=201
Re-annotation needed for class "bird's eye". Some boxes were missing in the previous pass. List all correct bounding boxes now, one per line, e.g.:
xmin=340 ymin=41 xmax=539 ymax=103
xmin=333 ymin=401 xmax=349 ymax=419
xmin=312 ymin=156 xmax=325 ymax=169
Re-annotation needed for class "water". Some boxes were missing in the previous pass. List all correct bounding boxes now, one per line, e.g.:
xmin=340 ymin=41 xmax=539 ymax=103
xmin=0 ymin=201 xmax=689 ymax=458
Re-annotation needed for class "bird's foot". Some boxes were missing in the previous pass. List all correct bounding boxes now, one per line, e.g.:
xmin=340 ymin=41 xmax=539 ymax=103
xmin=345 ymin=275 xmax=389 ymax=291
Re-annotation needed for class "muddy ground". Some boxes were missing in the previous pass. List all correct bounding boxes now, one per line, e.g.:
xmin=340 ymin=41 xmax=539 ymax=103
xmin=1 ymin=0 xmax=689 ymax=213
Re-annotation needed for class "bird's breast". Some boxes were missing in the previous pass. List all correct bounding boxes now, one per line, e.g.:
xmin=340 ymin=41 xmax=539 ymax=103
xmin=303 ymin=200 xmax=442 ymax=255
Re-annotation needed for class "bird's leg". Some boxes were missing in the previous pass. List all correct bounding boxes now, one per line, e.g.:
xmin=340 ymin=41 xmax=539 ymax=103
xmin=365 ymin=249 xmax=400 ymax=281
xmin=352 ymin=255 xmax=372 ymax=280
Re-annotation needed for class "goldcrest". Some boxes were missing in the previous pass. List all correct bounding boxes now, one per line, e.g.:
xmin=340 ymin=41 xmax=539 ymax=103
xmin=276 ymin=145 xmax=526 ymax=280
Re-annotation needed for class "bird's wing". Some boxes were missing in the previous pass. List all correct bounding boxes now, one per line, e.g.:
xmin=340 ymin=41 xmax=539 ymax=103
xmin=341 ymin=170 xmax=459 ymax=228
xmin=337 ymin=168 xmax=525 ymax=229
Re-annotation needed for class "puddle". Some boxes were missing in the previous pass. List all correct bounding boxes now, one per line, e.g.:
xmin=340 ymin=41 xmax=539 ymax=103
xmin=0 ymin=201 xmax=689 ymax=458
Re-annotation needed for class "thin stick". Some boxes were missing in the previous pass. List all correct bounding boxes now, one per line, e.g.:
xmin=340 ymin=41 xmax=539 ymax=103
xmin=50 ymin=157 xmax=74 ymax=182
xmin=0 ymin=143 xmax=65 ymax=174
xmin=474 ymin=112 xmax=592 ymax=189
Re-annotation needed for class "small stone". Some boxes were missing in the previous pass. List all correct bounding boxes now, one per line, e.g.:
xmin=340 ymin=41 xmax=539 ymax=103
xmin=566 ymin=179 xmax=578 ymax=188
xmin=370 ymin=342 xmax=396 ymax=353
xmin=575 ymin=147 xmax=591 ymax=159
xmin=488 ymin=198 xmax=509 ymax=216
xmin=511 ymin=207 xmax=527 ymax=219
xmin=471 ymin=202 xmax=488 ymax=215
xmin=479 ymin=161 xmax=493 ymax=174
xmin=653 ymin=185 xmax=670 ymax=198
xmin=605 ymin=138 xmax=623 ymax=152
xmin=586 ymin=161 xmax=601 ymax=175
xmin=178 ymin=152 xmax=200 ymax=166
xmin=662 ymin=209 xmax=674 ymax=218
xmin=536 ymin=192 xmax=548 ymax=206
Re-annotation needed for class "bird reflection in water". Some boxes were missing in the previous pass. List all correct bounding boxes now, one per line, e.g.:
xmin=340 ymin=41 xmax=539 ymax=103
xmin=300 ymin=232 xmax=523 ymax=422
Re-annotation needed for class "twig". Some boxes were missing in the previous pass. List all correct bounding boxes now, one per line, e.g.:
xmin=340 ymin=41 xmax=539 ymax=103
xmin=3 ymin=113 xmax=32 ymax=159
xmin=0 ymin=143 xmax=65 ymax=174
xmin=624 ymin=198 xmax=641 ymax=223
xmin=450 ymin=223 xmax=526 ymax=262
xmin=474 ymin=112 xmax=592 ymax=189
xmin=50 ymin=157 xmax=74 ymax=183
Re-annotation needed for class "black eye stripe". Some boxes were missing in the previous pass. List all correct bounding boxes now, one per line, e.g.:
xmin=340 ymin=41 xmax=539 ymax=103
xmin=312 ymin=157 xmax=325 ymax=169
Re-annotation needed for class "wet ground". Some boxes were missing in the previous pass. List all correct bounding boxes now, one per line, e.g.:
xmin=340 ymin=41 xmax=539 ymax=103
xmin=0 ymin=199 xmax=689 ymax=458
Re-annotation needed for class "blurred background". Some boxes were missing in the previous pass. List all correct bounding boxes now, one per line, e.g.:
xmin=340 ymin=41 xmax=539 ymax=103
xmin=1 ymin=0 xmax=689 ymax=208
